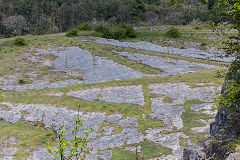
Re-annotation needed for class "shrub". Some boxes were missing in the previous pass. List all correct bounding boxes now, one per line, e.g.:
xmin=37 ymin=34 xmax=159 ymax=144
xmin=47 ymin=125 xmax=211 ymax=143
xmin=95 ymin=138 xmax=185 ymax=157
xmin=78 ymin=22 xmax=92 ymax=31
xmin=94 ymin=24 xmax=112 ymax=39
xmin=119 ymin=23 xmax=137 ymax=38
xmin=46 ymin=117 xmax=95 ymax=159
xmin=65 ymin=29 xmax=78 ymax=37
xmin=18 ymin=79 xmax=32 ymax=84
xmin=166 ymin=27 xmax=182 ymax=38
xmin=112 ymin=27 xmax=127 ymax=40
xmin=13 ymin=37 xmax=26 ymax=46
xmin=194 ymin=26 xmax=202 ymax=30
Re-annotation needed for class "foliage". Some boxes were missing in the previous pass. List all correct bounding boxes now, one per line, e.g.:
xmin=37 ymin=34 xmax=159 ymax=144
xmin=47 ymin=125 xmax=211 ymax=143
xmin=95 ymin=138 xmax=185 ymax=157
xmin=215 ymin=80 xmax=240 ymax=110
xmin=65 ymin=29 xmax=78 ymax=37
xmin=94 ymin=24 xmax=112 ymax=38
xmin=217 ymin=0 xmax=240 ymax=61
xmin=119 ymin=23 xmax=137 ymax=38
xmin=78 ymin=23 xmax=92 ymax=31
xmin=46 ymin=117 xmax=95 ymax=160
xmin=113 ymin=26 xmax=127 ymax=39
xmin=13 ymin=37 xmax=27 ymax=46
xmin=165 ymin=27 xmax=182 ymax=38
xmin=94 ymin=23 xmax=136 ymax=40
xmin=2 ymin=15 xmax=29 ymax=36
xmin=0 ymin=0 xmax=214 ymax=35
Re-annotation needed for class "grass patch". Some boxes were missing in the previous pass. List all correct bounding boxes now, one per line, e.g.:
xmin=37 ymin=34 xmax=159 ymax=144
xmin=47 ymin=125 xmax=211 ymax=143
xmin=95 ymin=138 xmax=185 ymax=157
xmin=0 ymin=120 xmax=55 ymax=159
xmin=0 ymin=104 xmax=11 ymax=111
xmin=182 ymin=99 xmax=215 ymax=143
xmin=179 ymin=137 xmax=188 ymax=147
xmin=140 ymin=140 xmax=172 ymax=159
xmin=162 ymin=96 xmax=175 ymax=103
xmin=138 ymin=115 xmax=166 ymax=133
xmin=111 ymin=149 xmax=136 ymax=160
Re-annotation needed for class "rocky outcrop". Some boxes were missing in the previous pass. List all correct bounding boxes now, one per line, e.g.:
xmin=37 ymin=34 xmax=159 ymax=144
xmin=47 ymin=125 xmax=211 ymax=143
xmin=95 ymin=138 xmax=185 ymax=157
xmin=208 ymin=65 xmax=240 ymax=159
xmin=210 ymin=67 xmax=240 ymax=139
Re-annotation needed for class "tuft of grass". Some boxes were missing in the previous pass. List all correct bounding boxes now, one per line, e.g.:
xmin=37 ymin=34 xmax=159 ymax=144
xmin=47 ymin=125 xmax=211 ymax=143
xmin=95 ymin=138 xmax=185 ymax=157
xmin=140 ymin=140 xmax=172 ymax=159
xmin=138 ymin=115 xmax=166 ymax=133
xmin=179 ymin=137 xmax=188 ymax=147
xmin=162 ymin=96 xmax=175 ymax=103
xmin=111 ymin=149 xmax=136 ymax=160
xmin=13 ymin=37 xmax=26 ymax=46
xmin=0 ymin=104 xmax=11 ymax=111
xmin=18 ymin=79 xmax=33 ymax=85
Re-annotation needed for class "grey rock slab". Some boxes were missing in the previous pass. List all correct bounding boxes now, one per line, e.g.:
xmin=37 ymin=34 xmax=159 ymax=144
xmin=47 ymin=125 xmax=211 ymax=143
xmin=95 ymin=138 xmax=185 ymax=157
xmin=67 ymin=88 xmax=101 ymax=101
xmin=67 ymin=85 xmax=145 ymax=106
xmin=26 ymin=148 xmax=52 ymax=160
xmin=150 ymin=155 xmax=181 ymax=160
xmin=191 ymin=125 xmax=210 ymax=133
xmin=1 ymin=156 xmax=14 ymax=160
xmin=190 ymin=103 xmax=217 ymax=115
xmin=0 ymin=102 xmax=105 ymax=140
xmin=86 ymin=37 xmax=234 ymax=62
xmin=105 ymin=114 xmax=122 ymax=123
xmin=191 ymin=119 xmax=215 ymax=133
xmin=0 ymin=147 xmax=18 ymax=156
xmin=226 ymin=152 xmax=240 ymax=160
xmin=149 ymin=83 xmax=219 ymax=104
xmin=149 ymin=97 xmax=185 ymax=129
xmin=99 ymin=150 xmax=112 ymax=160
xmin=145 ymin=126 xmax=174 ymax=135
xmin=146 ymin=131 xmax=187 ymax=156
xmin=116 ymin=116 xmax=138 ymax=127
xmin=112 ymin=50 xmax=220 ymax=76
xmin=100 ymin=126 xmax=115 ymax=136
xmin=88 ymin=128 xmax=144 ymax=150
xmin=0 ymin=103 xmax=23 ymax=123
xmin=2 ymin=137 xmax=18 ymax=146
xmin=125 ymin=146 xmax=141 ymax=153
xmin=0 ymin=46 xmax=145 ymax=91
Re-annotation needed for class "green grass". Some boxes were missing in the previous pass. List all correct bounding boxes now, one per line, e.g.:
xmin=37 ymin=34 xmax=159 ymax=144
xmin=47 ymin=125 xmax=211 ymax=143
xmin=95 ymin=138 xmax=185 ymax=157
xmin=182 ymin=99 xmax=215 ymax=143
xmin=140 ymin=140 xmax=172 ymax=159
xmin=111 ymin=149 xmax=136 ymax=160
xmin=111 ymin=140 xmax=172 ymax=160
xmin=0 ymin=120 xmax=56 ymax=159
xmin=0 ymin=27 xmax=231 ymax=159
xmin=138 ymin=115 xmax=166 ymax=133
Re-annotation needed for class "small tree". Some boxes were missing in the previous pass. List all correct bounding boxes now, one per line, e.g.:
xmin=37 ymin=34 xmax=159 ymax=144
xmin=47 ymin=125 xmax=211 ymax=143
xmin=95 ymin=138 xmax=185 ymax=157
xmin=2 ymin=15 xmax=29 ymax=36
xmin=47 ymin=117 xmax=95 ymax=160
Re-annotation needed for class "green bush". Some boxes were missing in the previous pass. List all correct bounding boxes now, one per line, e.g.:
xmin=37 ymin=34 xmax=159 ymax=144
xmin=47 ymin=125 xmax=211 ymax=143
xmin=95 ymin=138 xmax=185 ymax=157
xmin=94 ymin=24 xmax=136 ymax=40
xmin=112 ymin=27 xmax=127 ymax=40
xmin=13 ymin=37 xmax=26 ymax=46
xmin=119 ymin=23 xmax=137 ymax=38
xmin=194 ymin=26 xmax=202 ymax=30
xmin=65 ymin=29 xmax=78 ymax=37
xmin=94 ymin=24 xmax=112 ymax=39
xmin=78 ymin=22 xmax=92 ymax=31
xmin=166 ymin=27 xmax=182 ymax=38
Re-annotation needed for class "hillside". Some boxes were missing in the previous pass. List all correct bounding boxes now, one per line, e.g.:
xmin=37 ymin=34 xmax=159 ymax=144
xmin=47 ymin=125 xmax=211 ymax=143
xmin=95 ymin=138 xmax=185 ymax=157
xmin=0 ymin=24 xmax=237 ymax=159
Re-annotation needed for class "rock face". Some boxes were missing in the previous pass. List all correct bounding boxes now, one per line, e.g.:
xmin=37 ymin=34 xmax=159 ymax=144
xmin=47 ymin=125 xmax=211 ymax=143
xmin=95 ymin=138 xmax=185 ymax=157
xmin=210 ymin=68 xmax=240 ymax=139
xmin=209 ymin=67 xmax=240 ymax=159
xmin=183 ymin=149 xmax=199 ymax=160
